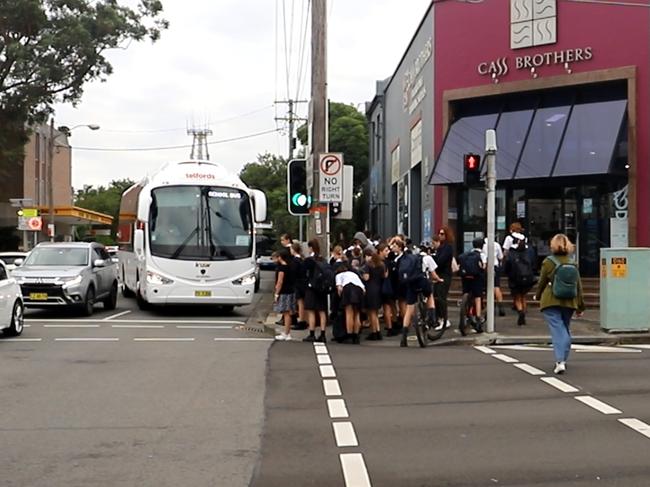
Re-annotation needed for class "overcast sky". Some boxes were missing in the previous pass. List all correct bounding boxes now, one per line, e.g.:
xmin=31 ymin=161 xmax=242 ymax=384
xmin=54 ymin=0 xmax=431 ymax=190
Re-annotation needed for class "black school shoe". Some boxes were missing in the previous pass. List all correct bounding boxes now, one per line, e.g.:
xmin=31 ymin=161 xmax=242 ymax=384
xmin=315 ymin=333 xmax=327 ymax=343
xmin=517 ymin=312 xmax=526 ymax=326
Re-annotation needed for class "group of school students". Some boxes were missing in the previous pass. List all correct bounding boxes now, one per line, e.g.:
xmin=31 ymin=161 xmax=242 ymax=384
xmin=271 ymin=229 xmax=458 ymax=347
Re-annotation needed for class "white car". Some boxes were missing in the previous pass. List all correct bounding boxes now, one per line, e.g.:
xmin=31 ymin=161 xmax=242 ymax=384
xmin=0 ymin=251 xmax=28 ymax=274
xmin=0 ymin=261 xmax=24 ymax=337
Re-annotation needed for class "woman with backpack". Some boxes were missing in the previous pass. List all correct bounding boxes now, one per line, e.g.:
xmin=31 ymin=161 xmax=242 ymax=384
xmin=534 ymin=233 xmax=585 ymax=375
xmin=360 ymin=248 xmax=385 ymax=341
xmin=503 ymin=232 xmax=536 ymax=326
xmin=302 ymin=239 xmax=330 ymax=343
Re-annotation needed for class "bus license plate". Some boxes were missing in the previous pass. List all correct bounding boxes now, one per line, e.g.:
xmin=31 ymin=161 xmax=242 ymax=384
xmin=195 ymin=290 xmax=212 ymax=297
xmin=30 ymin=293 xmax=48 ymax=301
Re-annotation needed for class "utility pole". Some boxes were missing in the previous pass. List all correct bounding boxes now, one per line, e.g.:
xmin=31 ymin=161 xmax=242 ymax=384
xmin=188 ymin=128 xmax=213 ymax=160
xmin=485 ymin=129 xmax=498 ymax=334
xmin=276 ymin=99 xmax=308 ymax=241
xmin=308 ymin=0 xmax=328 ymax=253
xmin=48 ymin=118 xmax=55 ymax=242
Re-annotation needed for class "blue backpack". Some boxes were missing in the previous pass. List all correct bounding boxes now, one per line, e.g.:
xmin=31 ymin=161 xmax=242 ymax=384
xmin=458 ymin=250 xmax=482 ymax=279
xmin=398 ymin=253 xmax=424 ymax=285
xmin=548 ymin=256 xmax=579 ymax=299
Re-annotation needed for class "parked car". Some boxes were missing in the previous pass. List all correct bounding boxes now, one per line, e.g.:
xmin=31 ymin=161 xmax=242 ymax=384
xmin=0 ymin=251 xmax=28 ymax=274
xmin=11 ymin=242 xmax=119 ymax=316
xmin=0 ymin=261 xmax=24 ymax=336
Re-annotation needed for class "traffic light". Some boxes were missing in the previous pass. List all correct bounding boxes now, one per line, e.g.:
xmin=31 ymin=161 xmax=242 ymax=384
xmin=463 ymin=153 xmax=482 ymax=186
xmin=287 ymin=159 xmax=311 ymax=215
xmin=330 ymin=201 xmax=341 ymax=216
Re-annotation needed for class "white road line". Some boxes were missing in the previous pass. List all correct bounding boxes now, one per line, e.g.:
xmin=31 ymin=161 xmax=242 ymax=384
xmin=320 ymin=365 xmax=336 ymax=378
xmin=213 ymin=338 xmax=273 ymax=342
xmin=621 ymin=344 xmax=650 ymax=350
xmin=540 ymin=377 xmax=579 ymax=393
xmin=575 ymin=395 xmax=622 ymax=415
xmin=474 ymin=346 xmax=496 ymax=354
xmin=27 ymin=319 xmax=246 ymax=325
xmin=317 ymin=354 xmax=333 ymax=365
xmin=340 ymin=453 xmax=372 ymax=487
xmin=1 ymin=338 xmax=42 ymax=342
xmin=513 ymin=363 xmax=546 ymax=376
xmin=44 ymin=324 xmax=100 ymax=328
xmin=23 ymin=324 xmax=31 ymax=327
xmin=333 ymin=422 xmax=359 ymax=447
xmin=492 ymin=354 xmax=519 ymax=363
xmin=323 ymin=379 xmax=342 ymax=396
xmin=494 ymin=345 xmax=551 ymax=351
xmin=134 ymin=338 xmax=195 ymax=342
xmin=327 ymin=399 xmax=349 ymax=419
xmin=176 ymin=325 xmax=233 ymax=329
xmin=55 ymin=338 xmax=119 ymax=342
xmin=102 ymin=310 xmax=132 ymax=321
xmin=111 ymin=325 xmax=165 ymax=329
xmin=619 ymin=418 xmax=650 ymax=440
xmin=573 ymin=345 xmax=640 ymax=354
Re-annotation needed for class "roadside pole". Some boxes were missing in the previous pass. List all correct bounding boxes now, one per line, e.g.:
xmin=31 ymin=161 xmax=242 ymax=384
xmin=485 ymin=129 xmax=497 ymax=334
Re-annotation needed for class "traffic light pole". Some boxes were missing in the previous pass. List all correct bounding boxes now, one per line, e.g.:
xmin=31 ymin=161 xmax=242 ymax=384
xmin=485 ymin=130 xmax=497 ymax=334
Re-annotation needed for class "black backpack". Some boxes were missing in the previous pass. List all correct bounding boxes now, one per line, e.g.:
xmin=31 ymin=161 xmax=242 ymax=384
xmin=548 ymin=256 xmax=579 ymax=299
xmin=511 ymin=251 xmax=536 ymax=287
xmin=458 ymin=251 xmax=482 ymax=279
xmin=308 ymin=259 xmax=336 ymax=294
xmin=398 ymin=253 xmax=424 ymax=285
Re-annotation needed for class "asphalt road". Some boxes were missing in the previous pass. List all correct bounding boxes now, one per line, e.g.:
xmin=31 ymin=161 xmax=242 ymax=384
xmin=252 ymin=339 xmax=650 ymax=487
xmin=0 ymin=271 xmax=276 ymax=487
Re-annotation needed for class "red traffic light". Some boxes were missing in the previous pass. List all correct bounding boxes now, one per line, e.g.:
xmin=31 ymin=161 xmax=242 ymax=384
xmin=464 ymin=154 xmax=480 ymax=171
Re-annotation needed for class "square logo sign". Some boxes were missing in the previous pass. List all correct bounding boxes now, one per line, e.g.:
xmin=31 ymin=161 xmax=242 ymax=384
xmin=511 ymin=0 xmax=557 ymax=50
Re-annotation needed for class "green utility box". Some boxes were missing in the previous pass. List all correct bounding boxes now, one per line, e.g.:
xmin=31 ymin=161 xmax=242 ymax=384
xmin=600 ymin=248 xmax=650 ymax=332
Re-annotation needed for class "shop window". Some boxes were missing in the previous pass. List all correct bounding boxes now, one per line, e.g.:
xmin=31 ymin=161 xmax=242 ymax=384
xmin=553 ymin=99 xmax=627 ymax=177
xmin=494 ymin=99 xmax=536 ymax=180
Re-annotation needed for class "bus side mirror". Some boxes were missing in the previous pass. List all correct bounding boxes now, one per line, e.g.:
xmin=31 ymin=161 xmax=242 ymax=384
xmin=134 ymin=229 xmax=144 ymax=256
xmin=251 ymin=189 xmax=267 ymax=223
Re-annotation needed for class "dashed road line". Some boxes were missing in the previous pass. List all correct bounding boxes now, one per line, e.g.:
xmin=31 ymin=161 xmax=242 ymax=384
xmin=176 ymin=325 xmax=232 ymax=329
xmin=618 ymin=418 xmax=650 ymax=440
xmin=213 ymin=338 xmax=273 ymax=342
xmin=323 ymin=379 xmax=342 ymax=396
xmin=1 ymin=338 xmax=42 ymax=342
xmin=327 ymin=399 xmax=349 ymax=419
xmin=319 ymin=365 xmax=336 ymax=378
xmin=339 ymin=453 xmax=372 ymax=487
xmin=575 ymin=395 xmax=622 ymax=415
xmin=102 ymin=310 xmax=132 ymax=321
xmin=492 ymin=353 xmax=519 ymax=363
xmin=134 ymin=337 xmax=195 ymax=342
xmin=474 ymin=346 xmax=496 ymax=354
xmin=513 ymin=363 xmax=546 ymax=376
xmin=333 ymin=422 xmax=359 ymax=447
xmin=540 ymin=377 xmax=579 ymax=393
xmin=111 ymin=324 xmax=165 ymax=329
xmin=55 ymin=337 xmax=119 ymax=342
xmin=317 ymin=354 xmax=332 ymax=365
xmin=26 ymin=318 xmax=247 ymax=325
xmin=44 ymin=324 xmax=100 ymax=328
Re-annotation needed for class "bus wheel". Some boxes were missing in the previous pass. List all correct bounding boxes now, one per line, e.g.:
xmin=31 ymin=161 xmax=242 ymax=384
xmin=136 ymin=283 xmax=150 ymax=311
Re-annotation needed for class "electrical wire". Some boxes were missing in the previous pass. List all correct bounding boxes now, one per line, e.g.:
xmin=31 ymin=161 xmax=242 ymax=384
xmin=69 ymin=128 xmax=281 ymax=152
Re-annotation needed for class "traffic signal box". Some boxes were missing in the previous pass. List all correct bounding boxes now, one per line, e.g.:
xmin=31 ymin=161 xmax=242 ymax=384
xmin=463 ymin=153 xmax=482 ymax=187
xmin=287 ymin=159 xmax=311 ymax=215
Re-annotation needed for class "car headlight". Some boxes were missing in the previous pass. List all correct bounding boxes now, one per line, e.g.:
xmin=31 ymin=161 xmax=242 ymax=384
xmin=146 ymin=270 xmax=174 ymax=285
xmin=60 ymin=275 xmax=83 ymax=288
xmin=232 ymin=271 xmax=256 ymax=286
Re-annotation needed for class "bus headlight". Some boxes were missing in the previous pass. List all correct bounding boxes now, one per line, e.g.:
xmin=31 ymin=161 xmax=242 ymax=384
xmin=232 ymin=271 xmax=256 ymax=286
xmin=146 ymin=270 xmax=174 ymax=285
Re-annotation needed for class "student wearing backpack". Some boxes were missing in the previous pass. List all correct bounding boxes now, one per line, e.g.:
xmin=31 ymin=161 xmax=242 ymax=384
xmin=534 ymin=233 xmax=585 ymax=375
xmin=303 ymin=239 xmax=332 ymax=343
xmin=273 ymin=249 xmax=297 ymax=341
xmin=458 ymin=237 xmax=486 ymax=335
xmin=503 ymin=232 xmax=536 ymax=326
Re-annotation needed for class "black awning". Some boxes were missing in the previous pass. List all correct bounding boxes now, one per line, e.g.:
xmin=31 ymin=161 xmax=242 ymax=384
xmin=428 ymin=84 xmax=627 ymax=185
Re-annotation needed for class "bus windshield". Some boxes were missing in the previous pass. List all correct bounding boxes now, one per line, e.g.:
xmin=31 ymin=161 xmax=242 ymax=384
xmin=149 ymin=186 xmax=253 ymax=261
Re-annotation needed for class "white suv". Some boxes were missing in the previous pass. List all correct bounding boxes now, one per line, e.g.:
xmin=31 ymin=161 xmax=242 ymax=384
xmin=0 ymin=261 xmax=24 ymax=336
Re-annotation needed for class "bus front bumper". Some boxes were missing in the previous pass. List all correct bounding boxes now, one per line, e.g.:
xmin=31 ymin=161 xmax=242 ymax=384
xmin=142 ymin=282 xmax=255 ymax=305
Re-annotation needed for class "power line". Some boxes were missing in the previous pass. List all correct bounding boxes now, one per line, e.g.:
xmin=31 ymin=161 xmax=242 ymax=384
xmin=69 ymin=128 xmax=281 ymax=152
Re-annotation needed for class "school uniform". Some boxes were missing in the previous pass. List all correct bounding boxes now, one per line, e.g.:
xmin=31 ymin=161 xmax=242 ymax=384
xmin=336 ymin=271 xmax=365 ymax=309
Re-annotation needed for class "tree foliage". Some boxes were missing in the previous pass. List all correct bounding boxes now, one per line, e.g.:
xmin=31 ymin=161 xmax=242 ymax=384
xmin=74 ymin=178 xmax=134 ymax=241
xmin=0 ymin=0 xmax=168 ymax=169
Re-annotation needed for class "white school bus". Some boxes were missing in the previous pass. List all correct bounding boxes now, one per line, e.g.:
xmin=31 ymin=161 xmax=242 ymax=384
xmin=118 ymin=159 xmax=267 ymax=310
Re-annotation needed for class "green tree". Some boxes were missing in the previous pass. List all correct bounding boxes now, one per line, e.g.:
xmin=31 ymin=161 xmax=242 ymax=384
xmin=239 ymin=153 xmax=298 ymax=238
xmin=74 ymin=178 xmax=134 ymax=241
xmin=297 ymin=102 xmax=369 ymax=243
xmin=0 ymin=0 xmax=168 ymax=170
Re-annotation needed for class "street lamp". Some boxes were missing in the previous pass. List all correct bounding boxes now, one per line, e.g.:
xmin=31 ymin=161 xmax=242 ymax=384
xmin=48 ymin=120 xmax=100 ymax=241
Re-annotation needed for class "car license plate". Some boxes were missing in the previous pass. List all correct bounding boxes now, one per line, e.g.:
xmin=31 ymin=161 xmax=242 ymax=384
xmin=29 ymin=293 xmax=48 ymax=301
xmin=195 ymin=290 xmax=212 ymax=297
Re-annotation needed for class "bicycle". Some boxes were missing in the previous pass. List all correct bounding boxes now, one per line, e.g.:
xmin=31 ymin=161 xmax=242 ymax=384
xmin=458 ymin=290 xmax=487 ymax=336
xmin=414 ymin=290 xmax=447 ymax=347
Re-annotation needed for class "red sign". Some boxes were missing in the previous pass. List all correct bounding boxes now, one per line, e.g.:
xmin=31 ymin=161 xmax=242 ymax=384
xmin=27 ymin=217 xmax=42 ymax=231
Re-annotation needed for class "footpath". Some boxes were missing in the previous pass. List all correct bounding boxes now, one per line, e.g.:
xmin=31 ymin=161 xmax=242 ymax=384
xmin=256 ymin=293 xmax=650 ymax=346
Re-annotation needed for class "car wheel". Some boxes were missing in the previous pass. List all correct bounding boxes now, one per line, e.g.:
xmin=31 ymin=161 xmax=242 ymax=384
xmin=5 ymin=301 xmax=24 ymax=337
xmin=82 ymin=287 xmax=95 ymax=317
xmin=104 ymin=282 xmax=118 ymax=310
